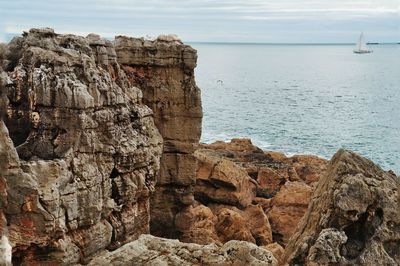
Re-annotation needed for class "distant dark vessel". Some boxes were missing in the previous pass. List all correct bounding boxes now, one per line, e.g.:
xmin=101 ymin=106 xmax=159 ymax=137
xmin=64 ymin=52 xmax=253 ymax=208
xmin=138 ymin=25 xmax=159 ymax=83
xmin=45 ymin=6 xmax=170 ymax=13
xmin=367 ymin=42 xmax=379 ymax=45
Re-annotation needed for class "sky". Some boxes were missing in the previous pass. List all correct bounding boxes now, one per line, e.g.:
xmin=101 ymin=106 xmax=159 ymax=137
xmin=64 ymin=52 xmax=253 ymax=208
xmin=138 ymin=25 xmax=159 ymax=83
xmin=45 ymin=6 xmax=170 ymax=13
xmin=0 ymin=0 xmax=399 ymax=43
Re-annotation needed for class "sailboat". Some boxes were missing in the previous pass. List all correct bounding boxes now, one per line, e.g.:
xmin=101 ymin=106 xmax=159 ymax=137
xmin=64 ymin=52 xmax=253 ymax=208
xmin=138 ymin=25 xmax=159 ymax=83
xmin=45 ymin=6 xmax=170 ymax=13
xmin=353 ymin=33 xmax=373 ymax=54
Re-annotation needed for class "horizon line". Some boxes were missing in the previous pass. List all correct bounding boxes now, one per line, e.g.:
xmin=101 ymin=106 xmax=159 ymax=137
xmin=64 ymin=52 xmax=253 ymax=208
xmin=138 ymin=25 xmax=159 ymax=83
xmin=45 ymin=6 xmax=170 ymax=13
xmin=2 ymin=32 xmax=398 ymax=45
xmin=188 ymin=41 xmax=399 ymax=45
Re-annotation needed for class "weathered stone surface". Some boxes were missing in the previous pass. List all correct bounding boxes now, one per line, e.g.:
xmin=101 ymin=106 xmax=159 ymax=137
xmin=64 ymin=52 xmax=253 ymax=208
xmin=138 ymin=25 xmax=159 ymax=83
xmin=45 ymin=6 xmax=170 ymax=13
xmin=285 ymin=149 xmax=400 ymax=265
xmin=193 ymin=139 xmax=325 ymax=246
xmin=195 ymin=150 xmax=257 ymax=207
xmin=263 ymin=242 xmax=285 ymax=265
xmin=0 ymin=28 xmax=162 ymax=264
xmin=267 ymin=181 xmax=312 ymax=245
xmin=198 ymin=139 xmax=328 ymax=198
xmin=87 ymin=234 xmax=278 ymax=266
xmin=115 ymin=36 xmax=202 ymax=238
xmin=210 ymin=204 xmax=273 ymax=246
xmin=175 ymin=204 xmax=220 ymax=245
xmin=175 ymin=202 xmax=273 ymax=247
xmin=0 ymin=119 xmax=15 ymax=266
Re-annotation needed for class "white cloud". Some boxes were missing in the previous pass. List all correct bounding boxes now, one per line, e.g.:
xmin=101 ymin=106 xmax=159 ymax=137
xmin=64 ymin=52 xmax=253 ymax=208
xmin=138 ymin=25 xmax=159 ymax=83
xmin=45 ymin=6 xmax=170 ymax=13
xmin=1 ymin=0 xmax=399 ymax=42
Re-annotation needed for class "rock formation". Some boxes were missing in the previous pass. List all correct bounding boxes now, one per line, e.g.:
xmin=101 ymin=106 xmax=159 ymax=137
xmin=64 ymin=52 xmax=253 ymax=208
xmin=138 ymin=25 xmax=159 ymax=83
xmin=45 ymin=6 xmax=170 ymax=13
xmin=88 ymin=234 xmax=277 ymax=266
xmin=175 ymin=138 xmax=328 ymax=248
xmin=0 ymin=28 xmax=163 ymax=264
xmin=1 ymin=28 xmax=399 ymax=266
xmin=284 ymin=149 xmax=400 ymax=265
xmin=114 ymin=35 xmax=202 ymax=238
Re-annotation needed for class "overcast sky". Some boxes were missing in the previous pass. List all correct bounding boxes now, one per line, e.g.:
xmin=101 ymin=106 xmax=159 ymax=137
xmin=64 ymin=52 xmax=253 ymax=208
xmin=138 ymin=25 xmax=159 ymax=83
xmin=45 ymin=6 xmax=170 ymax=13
xmin=0 ymin=0 xmax=399 ymax=43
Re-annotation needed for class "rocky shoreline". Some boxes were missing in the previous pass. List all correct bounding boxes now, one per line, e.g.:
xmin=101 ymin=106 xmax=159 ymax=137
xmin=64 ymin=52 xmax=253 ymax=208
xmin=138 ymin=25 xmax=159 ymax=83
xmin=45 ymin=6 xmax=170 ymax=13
xmin=0 ymin=28 xmax=399 ymax=265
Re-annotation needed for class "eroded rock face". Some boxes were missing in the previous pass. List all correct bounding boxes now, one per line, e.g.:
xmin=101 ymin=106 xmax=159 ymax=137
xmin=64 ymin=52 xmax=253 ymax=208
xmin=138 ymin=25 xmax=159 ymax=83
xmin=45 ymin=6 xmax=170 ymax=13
xmin=0 ymin=28 xmax=162 ymax=264
xmin=268 ymin=181 xmax=312 ymax=244
xmin=114 ymin=36 xmax=202 ymax=238
xmin=187 ymin=139 xmax=327 ymax=247
xmin=285 ymin=149 xmax=400 ymax=265
xmin=195 ymin=149 xmax=257 ymax=207
xmin=87 ymin=234 xmax=278 ymax=266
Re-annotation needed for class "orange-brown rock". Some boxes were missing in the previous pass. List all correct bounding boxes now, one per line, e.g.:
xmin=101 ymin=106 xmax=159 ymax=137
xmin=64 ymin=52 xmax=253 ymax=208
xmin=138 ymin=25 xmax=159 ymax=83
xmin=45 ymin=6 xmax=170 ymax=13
xmin=212 ymin=206 xmax=256 ymax=244
xmin=193 ymin=139 xmax=327 ymax=247
xmin=267 ymin=181 xmax=312 ymax=245
xmin=207 ymin=204 xmax=273 ymax=246
xmin=256 ymin=167 xmax=287 ymax=198
xmin=176 ymin=201 xmax=273 ymax=247
xmin=264 ymin=242 xmax=285 ymax=265
xmin=174 ymin=204 xmax=220 ymax=245
xmin=195 ymin=150 xmax=257 ymax=207
xmin=243 ymin=204 xmax=274 ymax=245
xmin=253 ymin=197 xmax=272 ymax=213
xmin=288 ymin=155 xmax=328 ymax=184
xmin=198 ymin=139 xmax=328 ymax=199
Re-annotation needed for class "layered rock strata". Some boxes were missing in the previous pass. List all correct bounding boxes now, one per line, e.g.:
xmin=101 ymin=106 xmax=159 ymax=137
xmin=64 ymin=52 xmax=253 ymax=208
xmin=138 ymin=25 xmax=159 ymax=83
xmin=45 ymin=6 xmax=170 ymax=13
xmin=114 ymin=36 xmax=202 ymax=238
xmin=0 ymin=28 xmax=163 ymax=264
xmin=285 ymin=149 xmax=400 ymax=265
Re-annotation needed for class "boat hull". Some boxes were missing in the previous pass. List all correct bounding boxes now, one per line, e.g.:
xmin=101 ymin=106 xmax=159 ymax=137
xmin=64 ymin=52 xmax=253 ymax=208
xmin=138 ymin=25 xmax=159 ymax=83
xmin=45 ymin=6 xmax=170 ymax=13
xmin=353 ymin=50 xmax=373 ymax=54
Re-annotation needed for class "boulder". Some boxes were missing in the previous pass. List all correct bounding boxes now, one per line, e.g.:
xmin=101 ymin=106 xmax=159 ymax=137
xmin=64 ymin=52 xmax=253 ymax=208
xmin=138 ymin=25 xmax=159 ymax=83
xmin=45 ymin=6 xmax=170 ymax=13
xmin=267 ymin=181 xmax=312 ymax=245
xmin=175 ymin=204 xmax=220 ymax=245
xmin=195 ymin=150 xmax=257 ymax=207
xmin=285 ymin=149 xmax=400 ymax=265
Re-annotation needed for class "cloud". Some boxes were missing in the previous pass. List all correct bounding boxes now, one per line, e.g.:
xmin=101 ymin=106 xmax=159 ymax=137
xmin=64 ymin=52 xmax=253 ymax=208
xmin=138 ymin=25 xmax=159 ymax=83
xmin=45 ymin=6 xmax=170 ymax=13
xmin=1 ymin=0 xmax=399 ymax=42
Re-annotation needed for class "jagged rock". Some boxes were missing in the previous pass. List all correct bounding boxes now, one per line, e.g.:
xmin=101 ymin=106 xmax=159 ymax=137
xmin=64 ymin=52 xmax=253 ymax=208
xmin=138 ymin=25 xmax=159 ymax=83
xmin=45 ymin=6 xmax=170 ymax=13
xmin=267 ymin=181 xmax=312 ymax=245
xmin=198 ymin=139 xmax=328 ymax=198
xmin=191 ymin=139 xmax=326 ymax=246
xmin=285 ymin=149 xmax=400 ymax=265
xmin=87 ymin=234 xmax=278 ymax=266
xmin=114 ymin=35 xmax=202 ymax=238
xmin=0 ymin=28 xmax=162 ymax=264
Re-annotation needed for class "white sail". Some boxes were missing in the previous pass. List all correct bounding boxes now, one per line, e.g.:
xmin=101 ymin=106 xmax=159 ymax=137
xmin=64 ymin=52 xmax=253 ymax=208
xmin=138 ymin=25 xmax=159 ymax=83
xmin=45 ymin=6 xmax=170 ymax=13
xmin=354 ymin=32 xmax=372 ymax=54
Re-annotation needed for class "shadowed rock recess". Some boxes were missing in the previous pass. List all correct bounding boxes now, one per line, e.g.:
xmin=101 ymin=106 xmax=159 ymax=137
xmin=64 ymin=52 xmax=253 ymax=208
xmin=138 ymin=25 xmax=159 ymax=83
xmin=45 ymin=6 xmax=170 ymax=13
xmin=0 ymin=28 xmax=399 ymax=266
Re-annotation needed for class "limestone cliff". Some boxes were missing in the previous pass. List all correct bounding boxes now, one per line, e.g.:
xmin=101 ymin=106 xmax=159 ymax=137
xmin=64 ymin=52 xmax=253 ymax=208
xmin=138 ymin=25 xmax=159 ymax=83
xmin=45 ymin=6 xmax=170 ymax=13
xmin=114 ymin=36 xmax=202 ymax=238
xmin=0 ymin=28 xmax=163 ymax=264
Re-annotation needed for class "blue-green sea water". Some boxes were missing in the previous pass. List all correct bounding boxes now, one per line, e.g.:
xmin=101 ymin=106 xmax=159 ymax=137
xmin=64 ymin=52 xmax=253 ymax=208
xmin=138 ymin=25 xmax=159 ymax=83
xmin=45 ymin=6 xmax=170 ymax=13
xmin=193 ymin=43 xmax=400 ymax=173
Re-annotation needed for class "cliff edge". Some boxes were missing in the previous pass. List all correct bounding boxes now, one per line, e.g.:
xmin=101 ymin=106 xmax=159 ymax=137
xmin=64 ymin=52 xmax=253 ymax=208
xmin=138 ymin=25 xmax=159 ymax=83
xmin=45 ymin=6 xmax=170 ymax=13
xmin=0 ymin=28 xmax=164 ymax=264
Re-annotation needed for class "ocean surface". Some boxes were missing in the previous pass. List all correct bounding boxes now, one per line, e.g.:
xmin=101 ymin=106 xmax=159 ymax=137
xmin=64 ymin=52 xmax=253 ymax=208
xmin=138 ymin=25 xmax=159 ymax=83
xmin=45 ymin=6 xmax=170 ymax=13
xmin=192 ymin=43 xmax=400 ymax=173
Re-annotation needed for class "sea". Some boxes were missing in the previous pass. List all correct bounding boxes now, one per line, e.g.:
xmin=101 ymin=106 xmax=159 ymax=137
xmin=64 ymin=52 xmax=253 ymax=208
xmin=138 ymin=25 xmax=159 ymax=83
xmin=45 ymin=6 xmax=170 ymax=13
xmin=192 ymin=43 xmax=400 ymax=173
